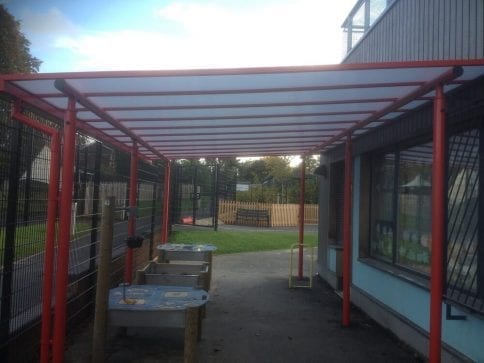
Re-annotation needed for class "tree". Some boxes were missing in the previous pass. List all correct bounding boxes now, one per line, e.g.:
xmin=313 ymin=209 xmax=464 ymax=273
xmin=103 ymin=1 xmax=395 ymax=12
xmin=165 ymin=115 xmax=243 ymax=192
xmin=0 ymin=5 xmax=42 ymax=200
xmin=263 ymin=156 xmax=292 ymax=183
xmin=0 ymin=5 xmax=41 ymax=73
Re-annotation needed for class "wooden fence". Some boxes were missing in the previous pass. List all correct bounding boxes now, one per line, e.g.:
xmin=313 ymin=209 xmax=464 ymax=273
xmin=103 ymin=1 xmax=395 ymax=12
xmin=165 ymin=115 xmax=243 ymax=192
xmin=218 ymin=200 xmax=318 ymax=227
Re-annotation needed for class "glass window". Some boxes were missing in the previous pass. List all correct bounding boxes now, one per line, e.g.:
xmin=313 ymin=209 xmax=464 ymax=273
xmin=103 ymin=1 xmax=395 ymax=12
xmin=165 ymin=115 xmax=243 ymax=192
xmin=367 ymin=126 xmax=483 ymax=314
xmin=369 ymin=142 xmax=433 ymax=274
xmin=396 ymin=143 xmax=432 ymax=273
xmin=370 ymin=153 xmax=395 ymax=261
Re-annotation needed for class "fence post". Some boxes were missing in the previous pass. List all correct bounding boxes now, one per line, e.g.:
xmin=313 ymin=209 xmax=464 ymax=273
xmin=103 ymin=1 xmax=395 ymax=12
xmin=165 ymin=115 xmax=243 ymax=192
xmin=0 ymin=122 xmax=23 ymax=361
xmin=149 ymin=182 xmax=157 ymax=259
xmin=161 ymin=161 xmax=171 ymax=243
xmin=213 ymin=161 xmax=219 ymax=231
xmin=89 ymin=141 xmax=102 ymax=273
xmin=298 ymin=158 xmax=305 ymax=279
xmin=52 ymin=96 xmax=77 ymax=363
xmin=22 ymin=129 xmax=33 ymax=222
xmin=192 ymin=163 xmax=198 ymax=225
xmin=92 ymin=196 xmax=115 ymax=363
xmin=124 ymin=141 xmax=138 ymax=284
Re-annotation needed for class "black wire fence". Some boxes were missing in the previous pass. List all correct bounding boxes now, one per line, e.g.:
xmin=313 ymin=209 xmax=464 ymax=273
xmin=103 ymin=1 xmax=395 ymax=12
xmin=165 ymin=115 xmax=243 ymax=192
xmin=0 ymin=99 xmax=166 ymax=362
xmin=446 ymin=122 xmax=484 ymax=314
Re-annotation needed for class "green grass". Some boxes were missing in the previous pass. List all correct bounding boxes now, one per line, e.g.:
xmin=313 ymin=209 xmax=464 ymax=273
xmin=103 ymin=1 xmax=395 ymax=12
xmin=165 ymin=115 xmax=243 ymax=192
xmin=0 ymin=222 xmax=91 ymax=261
xmin=170 ymin=229 xmax=317 ymax=254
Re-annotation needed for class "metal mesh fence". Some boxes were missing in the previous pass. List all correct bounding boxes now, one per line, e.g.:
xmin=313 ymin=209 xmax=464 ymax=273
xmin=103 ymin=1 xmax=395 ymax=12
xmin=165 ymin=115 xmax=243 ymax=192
xmin=0 ymin=99 xmax=165 ymax=362
xmin=446 ymin=124 xmax=484 ymax=314
xmin=0 ymin=101 xmax=61 ymax=361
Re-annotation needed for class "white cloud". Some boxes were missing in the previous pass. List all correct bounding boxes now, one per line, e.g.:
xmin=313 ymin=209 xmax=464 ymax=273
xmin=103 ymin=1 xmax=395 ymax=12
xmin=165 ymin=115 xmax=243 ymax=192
xmin=40 ymin=0 xmax=355 ymax=71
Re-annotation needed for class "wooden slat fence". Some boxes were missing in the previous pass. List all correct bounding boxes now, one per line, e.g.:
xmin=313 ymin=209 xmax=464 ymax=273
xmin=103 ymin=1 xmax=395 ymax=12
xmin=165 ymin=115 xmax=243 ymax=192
xmin=218 ymin=200 xmax=318 ymax=227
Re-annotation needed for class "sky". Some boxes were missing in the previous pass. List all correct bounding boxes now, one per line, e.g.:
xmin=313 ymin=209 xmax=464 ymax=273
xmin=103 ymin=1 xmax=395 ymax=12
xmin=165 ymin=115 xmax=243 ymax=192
xmin=3 ymin=0 xmax=356 ymax=73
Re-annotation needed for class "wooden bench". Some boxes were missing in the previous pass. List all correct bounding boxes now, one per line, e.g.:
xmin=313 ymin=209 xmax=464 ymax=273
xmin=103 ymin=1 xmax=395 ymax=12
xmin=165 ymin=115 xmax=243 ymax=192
xmin=236 ymin=208 xmax=270 ymax=226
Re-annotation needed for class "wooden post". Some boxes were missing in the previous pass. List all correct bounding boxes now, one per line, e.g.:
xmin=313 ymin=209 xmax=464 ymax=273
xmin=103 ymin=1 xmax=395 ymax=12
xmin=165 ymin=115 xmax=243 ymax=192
xmin=92 ymin=196 xmax=115 ymax=363
xmin=184 ymin=307 xmax=199 ymax=363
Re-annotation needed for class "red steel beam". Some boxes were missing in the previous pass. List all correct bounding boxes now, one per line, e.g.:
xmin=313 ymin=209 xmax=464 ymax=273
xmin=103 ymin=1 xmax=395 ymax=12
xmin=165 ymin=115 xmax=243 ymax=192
xmin=342 ymin=134 xmax=352 ymax=327
xmin=164 ymin=151 xmax=302 ymax=158
xmin=310 ymin=66 xmax=463 ymax=154
xmin=2 ymin=59 xmax=483 ymax=82
xmin=157 ymin=144 xmax=314 ymax=151
xmin=143 ymin=134 xmax=330 ymax=143
xmin=98 ymin=120 xmax=358 ymax=132
xmin=11 ymin=104 xmax=60 ymax=363
xmin=429 ymin=84 xmax=445 ymax=363
xmin=154 ymin=140 xmax=323 ymax=149
xmin=44 ymin=81 xmax=424 ymax=98
xmin=99 ymin=97 xmax=397 ymax=112
xmin=164 ymin=149 xmax=309 ymax=156
xmin=104 ymin=110 xmax=371 ymax=123
xmin=298 ymin=158 xmax=306 ymax=280
xmin=161 ymin=162 xmax=171 ymax=243
xmin=41 ymin=133 xmax=60 ymax=363
xmin=54 ymin=79 xmax=168 ymax=162
xmin=125 ymin=142 xmax=138 ymax=284
xmin=136 ymin=128 xmax=345 ymax=138
xmin=1 ymin=80 xmax=144 ymax=160
xmin=112 ymin=120 xmax=358 ymax=131
xmin=52 ymin=96 xmax=77 ymax=363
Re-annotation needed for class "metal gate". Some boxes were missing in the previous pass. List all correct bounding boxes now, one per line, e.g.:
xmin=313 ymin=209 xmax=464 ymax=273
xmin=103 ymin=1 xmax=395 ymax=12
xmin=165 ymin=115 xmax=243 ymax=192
xmin=172 ymin=162 xmax=216 ymax=227
xmin=171 ymin=161 xmax=237 ymax=229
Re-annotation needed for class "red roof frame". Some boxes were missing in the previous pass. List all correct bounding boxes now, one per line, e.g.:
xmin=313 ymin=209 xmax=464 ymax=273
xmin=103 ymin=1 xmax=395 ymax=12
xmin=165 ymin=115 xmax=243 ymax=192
xmin=1 ymin=59 xmax=484 ymax=160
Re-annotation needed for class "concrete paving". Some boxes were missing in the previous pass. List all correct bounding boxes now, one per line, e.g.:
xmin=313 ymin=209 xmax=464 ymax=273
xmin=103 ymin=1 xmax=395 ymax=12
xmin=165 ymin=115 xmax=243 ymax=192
xmin=65 ymin=250 xmax=423 ymax=362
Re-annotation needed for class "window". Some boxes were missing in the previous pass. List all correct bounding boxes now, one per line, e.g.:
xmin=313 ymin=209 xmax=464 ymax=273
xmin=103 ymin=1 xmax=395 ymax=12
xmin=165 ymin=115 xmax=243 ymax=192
xmin=370 ymin=142 xmax=432 ymax=274
xmin=370 ymin=153 xmax=395 ymax=261
xmin=368 ymin=125 xmax=483 ymax=313
xmin=447 ymin=127 xmax=481 ymax=305
xmin=396 ymin=145 xmax=432 ymax=273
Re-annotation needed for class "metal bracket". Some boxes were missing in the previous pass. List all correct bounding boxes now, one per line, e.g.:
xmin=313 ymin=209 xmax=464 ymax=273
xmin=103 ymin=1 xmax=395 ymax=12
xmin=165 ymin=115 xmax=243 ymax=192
xmin=445 ymin=303 xmax=466 ymax=320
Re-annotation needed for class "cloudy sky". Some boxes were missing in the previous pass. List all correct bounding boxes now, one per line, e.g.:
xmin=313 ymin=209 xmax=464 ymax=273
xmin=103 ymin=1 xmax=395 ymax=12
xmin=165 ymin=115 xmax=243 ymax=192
xmin=4 ymin=0 xmax=355 ymax=73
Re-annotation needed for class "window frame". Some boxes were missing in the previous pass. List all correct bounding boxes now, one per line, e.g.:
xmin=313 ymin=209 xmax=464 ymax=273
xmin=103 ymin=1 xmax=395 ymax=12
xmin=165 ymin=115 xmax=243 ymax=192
xmin=368 ymin=135 xmax=433 ymax=277
xmin=365 ymin=121 xmax=484 ymax=314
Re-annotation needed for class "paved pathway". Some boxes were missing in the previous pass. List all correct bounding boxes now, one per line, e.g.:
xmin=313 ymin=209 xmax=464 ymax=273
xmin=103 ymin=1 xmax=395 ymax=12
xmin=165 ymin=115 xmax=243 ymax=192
xmin=65 ymin=250 xmax=422 ymax=362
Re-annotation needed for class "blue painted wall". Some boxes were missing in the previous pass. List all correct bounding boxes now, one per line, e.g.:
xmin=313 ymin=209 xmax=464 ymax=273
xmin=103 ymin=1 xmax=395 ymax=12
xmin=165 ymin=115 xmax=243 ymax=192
xmin=351 ymin=156 xmax=484 ymax=362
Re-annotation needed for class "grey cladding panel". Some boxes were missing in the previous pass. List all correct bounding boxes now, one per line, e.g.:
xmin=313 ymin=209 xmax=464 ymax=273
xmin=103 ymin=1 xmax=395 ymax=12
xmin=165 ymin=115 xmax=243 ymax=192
xmin=344 ymin=0 xmax=484 ymax=63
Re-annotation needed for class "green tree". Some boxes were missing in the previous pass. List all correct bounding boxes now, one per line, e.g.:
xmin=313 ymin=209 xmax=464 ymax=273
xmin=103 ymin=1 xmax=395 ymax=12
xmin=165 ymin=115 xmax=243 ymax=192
xmin=0 ymin=6 xmax=43 ymax=194
xmin=0 ymin=4 xmax=41 ymax=73
xmin=263 ymin=156 xmax=292 ymax=183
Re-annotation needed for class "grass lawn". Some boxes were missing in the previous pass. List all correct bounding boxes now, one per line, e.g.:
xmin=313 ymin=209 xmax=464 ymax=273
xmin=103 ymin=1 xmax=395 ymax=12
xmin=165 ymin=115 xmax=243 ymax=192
xmin=0 ymin=222 xmax=91 ymax=262
xmin=170 ymin=229 xmax=317 ymax=254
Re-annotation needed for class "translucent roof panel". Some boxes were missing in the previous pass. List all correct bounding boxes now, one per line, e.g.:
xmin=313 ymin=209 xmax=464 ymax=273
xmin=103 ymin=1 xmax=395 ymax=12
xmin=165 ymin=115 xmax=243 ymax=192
xmin=2 ymin=60 xmax=484 ymax=160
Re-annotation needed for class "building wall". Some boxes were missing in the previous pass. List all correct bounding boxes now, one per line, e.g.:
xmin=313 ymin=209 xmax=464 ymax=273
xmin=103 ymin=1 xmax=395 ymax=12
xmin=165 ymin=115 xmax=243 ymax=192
xmin=317 ymin=0 xmax=484 ymax=360
xmin=351 ymin=156 xmax=484 ymax=362
xmin=344 ymin=0 xmax=484 ymax=63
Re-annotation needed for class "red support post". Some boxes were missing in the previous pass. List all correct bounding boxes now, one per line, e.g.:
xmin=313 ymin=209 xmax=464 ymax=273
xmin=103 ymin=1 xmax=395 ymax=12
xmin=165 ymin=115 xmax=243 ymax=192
xmin=161 ymin=161 xmax=172 ymax=243
xmin=11 ymin=103 xmax=60 ymax=363
xmin=429 ymin=84 xmax=446 ymax=363
xmin=342 ymin=134 xmax=352 ymax=327
xmin=298 ymin=157 xmax=305 ymax=279
xmin=40 ymin=133 xmax=60 ymax=363
xmin=52 ymin=96 xmax=77 ymax=363
xmin=124 ymin=141 xmax=138 ymax=284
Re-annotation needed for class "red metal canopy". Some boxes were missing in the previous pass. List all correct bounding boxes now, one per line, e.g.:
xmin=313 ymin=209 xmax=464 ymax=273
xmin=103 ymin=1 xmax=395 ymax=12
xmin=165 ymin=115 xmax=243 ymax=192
xmin=2 ymin=60 xmax=484 ymax=160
